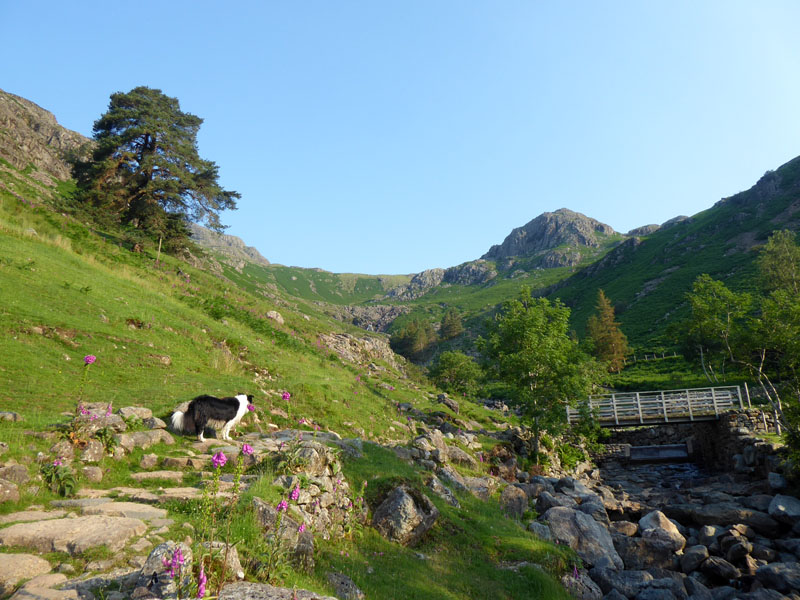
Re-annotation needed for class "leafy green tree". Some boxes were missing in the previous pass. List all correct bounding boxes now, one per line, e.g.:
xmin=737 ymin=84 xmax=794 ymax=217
xmin=479 ymin=287 xmax=601 ymax=461
xmin=440 ymin=308 xmax=464 ymax=340
xmin=430 ymin=351 xmax=482 ymax=396
xmin=74 ymin=86 xmax=239 ymax=241
xmin=758 ymin=229 xmax=800 ymax=295
xmin=586 ymin=289 xmax=629 ymax=373
xmin=678 ymin=274 xmax=751 ymax=383
xmin=390 ymin=318 xmax=436 ymax=362
xmin=675 ymin=231 xmax=800 ymax=446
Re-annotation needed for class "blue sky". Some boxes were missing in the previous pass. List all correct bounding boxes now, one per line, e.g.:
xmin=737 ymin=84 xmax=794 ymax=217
xmin=4 ymin=1 xmax=800 ymax=274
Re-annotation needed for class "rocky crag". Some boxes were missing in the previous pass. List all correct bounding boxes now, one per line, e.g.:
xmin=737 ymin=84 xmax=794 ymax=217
xmin=188 ymin=223 xmax=270 ymax=272
xmin=0 ymin=89 xmax=89 ymax=186
xmin=482 ymin=208 xmax=621 ymax=263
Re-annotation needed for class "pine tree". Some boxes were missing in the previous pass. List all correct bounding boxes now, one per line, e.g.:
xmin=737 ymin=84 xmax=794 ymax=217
xmin=74 ymin=86 xmax=239 ymax=241
xmin=586 ymin=289 xmax=629 ymax=373
xmin=440 ymin=308 xmax=463 ymax=340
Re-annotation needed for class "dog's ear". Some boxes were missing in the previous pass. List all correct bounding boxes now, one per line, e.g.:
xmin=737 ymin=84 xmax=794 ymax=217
xmin=247 ymin=394 xmax=254 ymax=401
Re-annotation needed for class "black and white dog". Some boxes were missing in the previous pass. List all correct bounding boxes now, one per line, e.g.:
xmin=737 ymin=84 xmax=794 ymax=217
xmin=171 ymin=394 xmax=252 ymax=442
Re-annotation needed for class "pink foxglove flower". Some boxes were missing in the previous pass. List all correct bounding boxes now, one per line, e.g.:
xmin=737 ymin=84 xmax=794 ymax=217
xmin=53 ymin=458 xmax=63 ymax=466
xmin=276 ymin=499 xmax=288 ymax=512
xmin=242 ymin=443 xmax=253 ymax=455
xmin=247 ymin=404 xmax=255 ymax=412
xmin=84 ymin=355 xmax=96 ymax=365
xmin=290 ymin=485 xmax=300 ymax=501
xmin=282 ymin=391 xmax=291 ymax=402
xmin=197 ymin=565 xmax=206 ymax=598
xmin=211 ymin=452 xmax=227 ymax=469
xmin=297 ymin=522 xmax=306 ymax=533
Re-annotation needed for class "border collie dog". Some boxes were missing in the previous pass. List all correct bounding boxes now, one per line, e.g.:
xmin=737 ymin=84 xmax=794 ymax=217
xmin=171 ymin=394 xmax=252 ymax=442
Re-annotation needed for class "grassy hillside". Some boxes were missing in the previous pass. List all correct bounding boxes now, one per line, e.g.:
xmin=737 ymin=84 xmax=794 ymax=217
xmin=549 ymin=158 xmax=800 ymax=345
xmin=0 ymin=161 xmax=573 ymax=599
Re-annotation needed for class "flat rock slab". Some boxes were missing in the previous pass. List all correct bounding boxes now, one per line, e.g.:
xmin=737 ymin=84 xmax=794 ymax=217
xmin=0 ymin=510 xmax=67 ymax=525
xmin=11 ymin=587 xmax=78 ymax=600
xmin=0 ymin=553 xmax=52 ymax=595
xmin=50 ymin=498 xmax=109 ymax=508
xmin=81 ymin=502 xmax=167 ymax=521
xmin=156 ymin=487 xmax=203 ymax=502
xmin=219 ymin=582 xmax=337 ymax=600
xmin=75 ymin=489 xmax=111 ymax=499
xmin=130 ymin=470 xmax=184 ymax=482
xmin=0 ymin=515 xmax=147 ymax=555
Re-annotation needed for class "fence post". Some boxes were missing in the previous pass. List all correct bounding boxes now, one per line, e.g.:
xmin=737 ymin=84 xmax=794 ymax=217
xmin=711 ymin=387 xmax=718 ymax=417
xmin=661 ymin=391 xmax=668 ymax=422
xmin=566 ymin=405 xmax=571 ymax=424
xmin=612 ymin=394 xmax=618 ymax=426
xmin=744 ymin=382 xmax=751 ymax=408
xmin=736 ymin=386 xmax=743 ymax=409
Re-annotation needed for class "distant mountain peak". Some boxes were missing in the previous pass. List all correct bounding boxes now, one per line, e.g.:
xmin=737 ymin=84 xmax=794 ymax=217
xmin=188 ymin=223 xmax=270 ymax=269
xmin=482 ymin=208 xmax=619 ymax=261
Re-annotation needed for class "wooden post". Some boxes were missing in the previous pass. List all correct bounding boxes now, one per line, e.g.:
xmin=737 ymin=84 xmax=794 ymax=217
xmin=566 ymin=405 xmax=571 ymax=424
xmin=636 ymin=392 xmax=643 ymax=424
xmin=775 ymin=411 xmax=782 ymax=436
xmin=761 ymin=411 xmax=768 ymax=432
xmin=736 ymin=386 xmax=743 ymax=410
xmin=156 ymin=237 xmax=162 ymax=264
xmin=744 ymin=382 xmax=751 ymax=408
xmin=661 ymin=391 xmax=668 ymax=422
xmin=612 ymin=394 xmax=618 ymax=426
xmin=711 ymin=387 xmax=718 ymax=417
xmin=687 ymin=391 xmax=694 ymax=421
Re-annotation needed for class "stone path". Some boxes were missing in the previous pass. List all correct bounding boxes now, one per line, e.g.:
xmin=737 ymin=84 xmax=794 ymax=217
xmin=0 ymin=515 xmax=148 ymax=554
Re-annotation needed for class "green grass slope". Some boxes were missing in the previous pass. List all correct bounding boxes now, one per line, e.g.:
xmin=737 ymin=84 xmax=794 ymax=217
xmin=0 ymin=161 xmax=573 ymax=599
xmin=550 ymin=156 xmax=800 ymax=346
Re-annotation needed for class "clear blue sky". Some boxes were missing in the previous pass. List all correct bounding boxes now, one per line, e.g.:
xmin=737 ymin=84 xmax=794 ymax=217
xmin=4 ymin=2 xmax=800 ymax=274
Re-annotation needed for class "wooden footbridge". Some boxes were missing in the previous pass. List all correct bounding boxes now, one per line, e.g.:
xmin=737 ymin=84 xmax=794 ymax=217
xmin=566 ymin=386 xmax=743 ymax=428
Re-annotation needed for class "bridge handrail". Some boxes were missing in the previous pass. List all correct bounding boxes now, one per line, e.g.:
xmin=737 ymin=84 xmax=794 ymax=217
xmin=567 ymin=385 xmax=743 ymax=426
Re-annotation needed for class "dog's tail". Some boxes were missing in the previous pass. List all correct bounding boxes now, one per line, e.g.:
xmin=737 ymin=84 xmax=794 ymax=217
xmin=171 ymin=410 xmax=196 ymax=434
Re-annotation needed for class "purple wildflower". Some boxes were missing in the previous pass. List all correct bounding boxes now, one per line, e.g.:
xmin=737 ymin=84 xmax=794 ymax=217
xmin=53 ymin=458 xmax=63 ymax=466
xmin=242 ymin=443 xmax=253 ymax=456
xmin=276 ymin=499 xmax=288 ymax=512
xmin=211 ymin=452 xmax=227 ymax=469
xmin=197 ymin=565 xmax=207 ymax=598
xmin=298 ymin=417 xmax=306 ymax=425
xmin=298 ymin=522 xmax=306 ymax=533
xmin=79 ymin=405 xmax=89 ymax=416
xmin=89 ymin=414 xmax=97 ymax=422
xmin=247 ymin=404 xmax=255 ymax=412
xmin=84 ymin=355 xmax=96 ymax=365
xmin=282 ymin=391 xmax=291 ymax=402
xmin=355 ymin=376 xmax=360 ymax=382
xmin=290 ymin=485 xmax=300 ymax=501
xmin=105 ymin=403 xmax=112 ymax=417
xmin=573 ymin=565 xmax=579 ymax=579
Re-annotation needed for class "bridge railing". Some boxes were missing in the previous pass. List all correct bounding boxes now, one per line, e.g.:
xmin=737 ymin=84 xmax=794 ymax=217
xmin=567 ymin=385 xmax=743 ymax=426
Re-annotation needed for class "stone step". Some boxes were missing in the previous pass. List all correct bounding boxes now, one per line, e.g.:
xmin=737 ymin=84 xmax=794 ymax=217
xmin=130 ymin=470 xmax=184 ymax=482
xmin=0 ymin=515 xmax=147 ymax=555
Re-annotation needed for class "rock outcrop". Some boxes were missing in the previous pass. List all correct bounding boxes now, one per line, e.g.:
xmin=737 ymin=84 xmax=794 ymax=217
xmin=188 ymin=222 xmax=270 ymax=269
xmin=0 ymin=89 xmax=90 ymax=185
xmin=384 ymin=260 xmax=497 ymax=300
xmin=371 ymin=485 xmax=438 ymax=546
xmin=318 ymin=333 xmax=400 ymax=369
xmin=330 ymin=304 xmax=410 ymax=332
xmin=482 ymin=208 xmax=619 ymax=261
